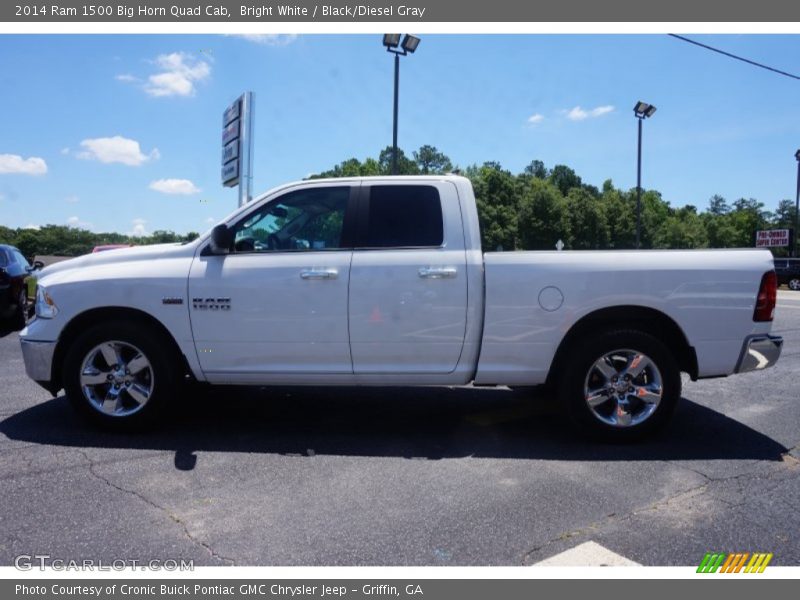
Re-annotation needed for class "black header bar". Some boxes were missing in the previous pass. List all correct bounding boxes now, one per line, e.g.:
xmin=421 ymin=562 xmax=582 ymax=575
xmin=3 ymin=0 xmax=800 ymax=22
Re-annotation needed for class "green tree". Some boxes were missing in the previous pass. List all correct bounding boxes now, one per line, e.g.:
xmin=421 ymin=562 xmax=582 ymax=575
xmin=378 ymin=146 xmax=419 ymax=175
xmin=517 ymin=178 xmax=570 ymax=250
xmin=523 ymin=159 xmax=548 ymax=179
xmin=708 ymin=194 xmax=730 ymax=216
xmin=471 ymin=162 xmax=518 ymax=251
xmin=772 ymin=199 xmax=797 ymax=229
xmin=564 ymin=187 xmax=609 ymax=249
xmin=631 ymin=189 xmax=670 ymax=249
xmin=600 ymin=185 xmax=636 ymax=249
xmin=727 ymin=198 xmax=772 ymax=247
xmin=413 ymin=145 xmax=453 ymax=174
xmin=653 ymin=206 xmax=709 ymax=249
xmin=549 ymin=165 xmax=582 ymax=196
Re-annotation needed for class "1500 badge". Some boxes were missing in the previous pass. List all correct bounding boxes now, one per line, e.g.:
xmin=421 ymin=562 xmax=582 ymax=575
xmin=192 ymin=297 xmax=231 ymax=311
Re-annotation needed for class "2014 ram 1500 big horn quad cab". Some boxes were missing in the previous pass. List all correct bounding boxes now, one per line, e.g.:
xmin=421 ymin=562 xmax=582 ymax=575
xmin=20 ymin=176 xmax=784 ymax=439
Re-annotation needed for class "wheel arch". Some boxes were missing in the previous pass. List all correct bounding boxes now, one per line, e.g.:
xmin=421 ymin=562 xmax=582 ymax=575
xmin=546 ymin=305 xmax=698 ymax=387
xmin=50 ymin=306 xmax=192 ymax=393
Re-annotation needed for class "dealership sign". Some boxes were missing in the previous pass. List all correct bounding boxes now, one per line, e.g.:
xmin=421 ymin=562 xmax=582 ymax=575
xmin=755 ymin=229 xmax=793 ymax=248
xmin=221 ymin=92 xmax=255 ymax=207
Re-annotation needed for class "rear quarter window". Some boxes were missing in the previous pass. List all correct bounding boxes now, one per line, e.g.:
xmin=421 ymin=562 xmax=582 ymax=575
xmin=363 ymin=185 xmax=443 ymax=248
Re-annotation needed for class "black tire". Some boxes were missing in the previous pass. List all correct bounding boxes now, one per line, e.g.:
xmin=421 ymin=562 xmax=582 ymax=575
xmin=558 ymin=329 xmax=681 ymax=442
xmin=789 ymin=278 xmax=800 ymax=291
xmin=62 ymin=320 xmax=178 ymax=430
xmin=13 ymin=289 xmax=27 ymax=330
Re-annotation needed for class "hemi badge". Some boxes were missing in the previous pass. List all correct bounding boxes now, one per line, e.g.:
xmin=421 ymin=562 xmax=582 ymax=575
xmin=162 ymin=297 xmax=184 ymax=305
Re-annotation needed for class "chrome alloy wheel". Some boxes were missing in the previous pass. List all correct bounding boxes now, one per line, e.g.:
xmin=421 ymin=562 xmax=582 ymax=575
xmin=583 ymin=349 xmax=663 ymax=428
xmin=79 ymin=341 xmax=154 ymax=417
xmin=789 ymin=278 xmax=800 ymax=291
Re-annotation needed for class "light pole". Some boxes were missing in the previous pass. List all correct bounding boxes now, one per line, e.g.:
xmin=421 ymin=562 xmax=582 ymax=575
xmin=794 ymin=149 xmax=800 ymax=257
xmin=633 ymin=101 xmax=657 ymax=249
xmin=383 ymin=34 xmax=420 ymax=175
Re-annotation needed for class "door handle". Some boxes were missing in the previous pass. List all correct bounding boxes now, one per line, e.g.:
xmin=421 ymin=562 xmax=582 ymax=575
xmin=418 ymin=266 xmax=458 ymax=279
xmin=300 ymin=268 xmax=338 ymax=280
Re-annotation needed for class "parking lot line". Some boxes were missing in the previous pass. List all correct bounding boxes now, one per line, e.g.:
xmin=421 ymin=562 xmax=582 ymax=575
xmin=534 ymin=541 xmax=641 ymax=566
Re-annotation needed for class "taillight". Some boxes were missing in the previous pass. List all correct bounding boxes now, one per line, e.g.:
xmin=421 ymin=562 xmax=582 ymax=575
xmin=754 ymin=271 xmax=777 ymax=322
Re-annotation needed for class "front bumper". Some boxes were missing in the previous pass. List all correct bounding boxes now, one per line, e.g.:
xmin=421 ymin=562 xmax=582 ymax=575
xmin=20 ymin=338 xmax=57 ymax=391
xmin=735 ymin=334 xmax=783 ymax=374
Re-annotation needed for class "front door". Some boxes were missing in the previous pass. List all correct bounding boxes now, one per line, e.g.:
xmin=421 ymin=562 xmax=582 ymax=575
xmin=189 ymin=184 xmax=357 ymax=380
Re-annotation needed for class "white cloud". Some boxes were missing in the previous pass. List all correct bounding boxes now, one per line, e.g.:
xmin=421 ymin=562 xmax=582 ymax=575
xmin=61 ymin=147 xmax=70 ymax=155
xmin=77 ymin=136 xmax=159 ymax=166
xmin=65 ymin=195 xmax=79 ymax=203
xmin=233 ymin=34 xmax=298 ymax=46
xmin=115 ymin=73 xmax=138 ymax=83
xmin=565 ymin=105 xmax=615 ymax=121
xmin=143 ymin=52 xmax=211 ymax=97
xmin=130 ymin=218 xmax=148 ymax=237
xmin=527 ymin=113 xmax=545 ymax=125
xmin=23 ymin=224 xmax=40 ymax=231
xmin=66 ymin=216 xmax=92 ymax=230
xmin=0 ymin=154 xmax=48 ymax=175
xmin=590 ymin=105 xmax=615 ymax=117
xmin=149 ymin=178 xmax=201 ymax=195
xmin=205 ymin=217 xmax=216 ymax=224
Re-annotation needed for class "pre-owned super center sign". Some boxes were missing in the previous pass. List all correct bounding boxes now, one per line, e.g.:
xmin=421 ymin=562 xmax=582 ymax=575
xmin=221 ymin=92 xmax=254 ymax=207
xmin=755 ymin=229 xmax=793 ymax=248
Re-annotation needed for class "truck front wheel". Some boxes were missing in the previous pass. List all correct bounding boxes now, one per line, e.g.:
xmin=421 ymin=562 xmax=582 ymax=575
xmin=62 ymin=320 xmax=177 ymax=429
xmin=559 ymin=329 xmax=681 ymax=441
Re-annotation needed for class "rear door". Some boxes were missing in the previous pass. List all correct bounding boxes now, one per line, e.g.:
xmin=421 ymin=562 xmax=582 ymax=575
xmin=348 ymin=181 xmax=468 ymax=374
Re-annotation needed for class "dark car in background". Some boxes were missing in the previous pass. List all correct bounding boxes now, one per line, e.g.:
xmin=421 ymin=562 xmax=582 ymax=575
xmin=774 ymin=257 xmax=800 ymax=291
xmin=0 ymin=245 xmax=39 ymax=330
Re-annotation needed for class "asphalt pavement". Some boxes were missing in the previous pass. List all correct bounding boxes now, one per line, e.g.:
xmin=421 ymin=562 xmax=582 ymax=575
xmin=0 ymin=291 xmax=798 ymax=566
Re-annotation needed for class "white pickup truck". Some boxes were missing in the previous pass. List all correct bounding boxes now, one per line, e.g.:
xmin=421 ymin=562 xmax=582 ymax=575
xmin=20 ymin=175 xmax=783 ymax=439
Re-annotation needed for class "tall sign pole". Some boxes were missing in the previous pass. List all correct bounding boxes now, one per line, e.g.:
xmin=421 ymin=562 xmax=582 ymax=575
xmin=221 ymin=91 xmax=255 ymax=207
xmin=794 ymin=149 xmax=800 ymax=257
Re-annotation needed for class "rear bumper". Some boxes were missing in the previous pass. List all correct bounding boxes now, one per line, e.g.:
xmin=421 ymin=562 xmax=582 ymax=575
xmin=735 ymin=334 xmax=783 ymax=374
xmin=20 ymin=338 xmax=57 ymax=392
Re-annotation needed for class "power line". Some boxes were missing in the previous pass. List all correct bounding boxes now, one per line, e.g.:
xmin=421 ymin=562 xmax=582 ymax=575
xmin=668 ymin=33 xmax=800 ymax=81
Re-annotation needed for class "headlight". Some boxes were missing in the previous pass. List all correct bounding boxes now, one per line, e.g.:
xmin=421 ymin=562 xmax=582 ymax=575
xmin=35 ymin=286 xmax=58 ymax=319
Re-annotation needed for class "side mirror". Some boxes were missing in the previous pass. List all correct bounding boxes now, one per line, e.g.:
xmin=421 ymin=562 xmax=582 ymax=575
xmin=209 ymin=224 xmax=233 ymax=255
xmin=32 ymin=260 xmax=45 ymax=271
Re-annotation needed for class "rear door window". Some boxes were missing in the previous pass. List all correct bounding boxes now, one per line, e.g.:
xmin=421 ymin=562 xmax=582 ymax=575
xmin=360 ymin=185 xmax=443 ymax=248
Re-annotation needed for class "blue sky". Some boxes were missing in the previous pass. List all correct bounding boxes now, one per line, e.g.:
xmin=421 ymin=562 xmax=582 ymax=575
xmin=1 ymin=34 xmax=800 ymax=235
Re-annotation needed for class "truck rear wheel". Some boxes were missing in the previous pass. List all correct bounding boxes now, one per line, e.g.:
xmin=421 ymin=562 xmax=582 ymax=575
xmin=559 ymin=329 xmax=681 ymax=441
xmin=62 ymin=320 xmax=177 ymax=430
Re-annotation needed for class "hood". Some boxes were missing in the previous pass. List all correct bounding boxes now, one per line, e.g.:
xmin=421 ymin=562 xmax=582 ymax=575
xmin=37 ymin=243 xmax=195 ymax=281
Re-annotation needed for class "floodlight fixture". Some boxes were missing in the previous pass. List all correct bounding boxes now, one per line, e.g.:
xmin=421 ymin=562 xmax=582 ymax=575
xmin=383 ymin=34 xmax=401 ymax=49
xmin=401 ymin=34 xmax=421 ymax=54
xmin=634 ymin=101 xmax=657 ymax=119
